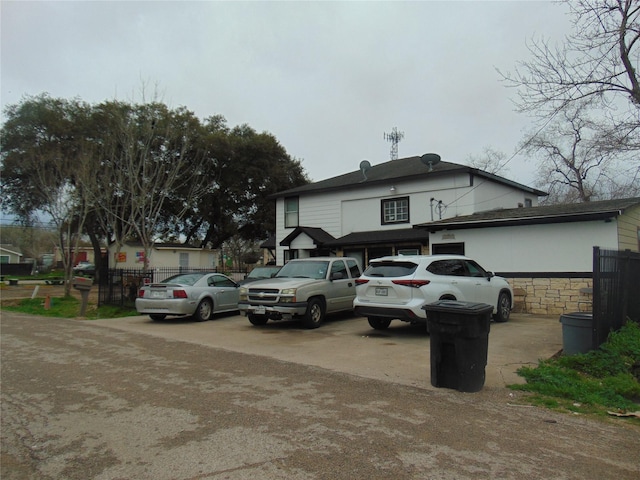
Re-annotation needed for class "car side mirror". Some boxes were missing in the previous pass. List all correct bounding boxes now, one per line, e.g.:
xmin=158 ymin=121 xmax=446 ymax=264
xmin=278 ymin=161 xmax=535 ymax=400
xmin=487 ymin=272 xmax=495 ymax=281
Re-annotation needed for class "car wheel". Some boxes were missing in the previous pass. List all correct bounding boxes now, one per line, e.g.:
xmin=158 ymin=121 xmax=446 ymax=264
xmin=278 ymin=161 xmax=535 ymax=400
xmin=194 ymin=298 xmax=213 ymax=322
xmin=248 ymin=313 xmax=269 ymax=326
xmin=494 ymin=292 xmax=511 ymax=322
xmin=302 ymin=298 xmax=325 ymax=329
xmin=149 ymin=314 xmax=166 ymax=321
xmin=368 ymin=316 xmax=391 ymax=330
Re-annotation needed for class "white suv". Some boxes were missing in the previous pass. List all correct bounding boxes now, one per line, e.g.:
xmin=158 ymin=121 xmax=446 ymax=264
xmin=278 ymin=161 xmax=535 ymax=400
xmin=353 ymin=255 xmax=513 ymax=330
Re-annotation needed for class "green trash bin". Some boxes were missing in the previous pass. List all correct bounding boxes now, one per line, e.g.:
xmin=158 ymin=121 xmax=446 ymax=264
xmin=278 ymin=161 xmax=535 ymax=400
xmin=423 ymin=300 xmax=493 ymax=393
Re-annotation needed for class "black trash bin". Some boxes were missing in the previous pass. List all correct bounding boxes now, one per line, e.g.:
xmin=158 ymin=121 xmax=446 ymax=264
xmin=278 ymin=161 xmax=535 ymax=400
xmin=422 ymin=300 xmax=493 ymax=393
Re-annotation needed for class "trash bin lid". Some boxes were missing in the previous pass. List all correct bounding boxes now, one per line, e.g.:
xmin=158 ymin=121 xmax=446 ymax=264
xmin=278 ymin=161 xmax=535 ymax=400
xmin=422 ymin=300 xmax=494 ymax=315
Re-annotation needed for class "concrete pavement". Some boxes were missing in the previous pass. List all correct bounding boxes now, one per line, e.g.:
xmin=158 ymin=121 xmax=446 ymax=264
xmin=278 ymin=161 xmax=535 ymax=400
xmin=91 ymin=311 xmax=564 ymax=394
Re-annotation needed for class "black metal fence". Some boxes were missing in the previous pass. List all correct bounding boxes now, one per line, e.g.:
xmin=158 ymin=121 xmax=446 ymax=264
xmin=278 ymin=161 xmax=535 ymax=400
xmin=592 ymin=247 xmax=640 ymax=348
xmin=98 ymin=267 xmax=247 ymax=308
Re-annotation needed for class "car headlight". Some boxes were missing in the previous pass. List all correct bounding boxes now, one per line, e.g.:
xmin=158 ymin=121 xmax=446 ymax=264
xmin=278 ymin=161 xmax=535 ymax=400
xmin=279 ymin=288 xmax=297 ymax=302
xmin=239 ymin=287 xmax=248 ymax=301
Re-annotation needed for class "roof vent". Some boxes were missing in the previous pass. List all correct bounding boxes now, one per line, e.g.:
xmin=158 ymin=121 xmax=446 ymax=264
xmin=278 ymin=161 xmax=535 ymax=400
xmin=359 ymin=160 xmax=371 ymax=181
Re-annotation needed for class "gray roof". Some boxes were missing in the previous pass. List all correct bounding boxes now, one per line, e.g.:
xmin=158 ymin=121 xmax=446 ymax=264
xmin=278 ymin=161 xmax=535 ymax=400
xmin=280 ymin=227 xmax=336 ymax=246
xmin=272 ymin=156 xmax=547 ymax=198
xmin=325 ymin=228 xmax=430 ymax=247
xmin=416 ymin=197 xmax=640 ymax=231
xmin=0 ymin=244 xmax=22 ymax=255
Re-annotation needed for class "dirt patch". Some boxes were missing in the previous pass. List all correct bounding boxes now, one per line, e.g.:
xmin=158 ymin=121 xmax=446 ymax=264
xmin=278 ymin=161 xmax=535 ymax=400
xmin=0 ymin=283 xmax=99 ymax=304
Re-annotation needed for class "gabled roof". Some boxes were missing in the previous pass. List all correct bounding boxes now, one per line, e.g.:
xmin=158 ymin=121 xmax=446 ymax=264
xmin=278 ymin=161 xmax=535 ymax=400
xmin=110 ymin=241 xmax=206 ymax=250
xmin=280 ymin=227 xmax=336 ymax=246
xmin=272 ymin=156 xmax=547 ymax=198
xmin=416 ymin=197 xmax=640 ymax=231
xmin=325 ymin=228 xmax=430 ymax=247
xmin=260 ymin=235 xmax=276 ymax=249
xmin=0 ymin=244 xmax=22 ymax=256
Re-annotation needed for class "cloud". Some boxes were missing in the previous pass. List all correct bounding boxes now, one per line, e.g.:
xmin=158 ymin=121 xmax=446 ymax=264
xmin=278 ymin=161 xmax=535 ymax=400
xmin=1 ymin=0 xmax=572 ymax=186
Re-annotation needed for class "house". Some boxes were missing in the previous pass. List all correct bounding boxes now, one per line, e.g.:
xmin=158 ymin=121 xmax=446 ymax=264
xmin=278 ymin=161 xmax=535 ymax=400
xmin=416 ymin=197 xmax=640 ymax=315
xmin=0 ymin=244 xmax=32 ymax=277
xmin=271 ymin=155 xmax=546 ymax=267
xmin=0 ymin=244 xmax=23 ymax=264
xmin=108 ymin=242 xmax=219 ymax=270
xmin=269 ymin=153 xmax=639 ymax=315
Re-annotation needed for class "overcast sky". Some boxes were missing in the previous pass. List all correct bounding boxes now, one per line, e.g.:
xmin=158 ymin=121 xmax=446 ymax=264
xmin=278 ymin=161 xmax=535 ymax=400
xmin=1 ymin=1 xmax=573 ymax=186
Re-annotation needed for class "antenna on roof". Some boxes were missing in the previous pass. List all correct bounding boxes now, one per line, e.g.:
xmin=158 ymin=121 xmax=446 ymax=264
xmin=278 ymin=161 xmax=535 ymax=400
xmin=359 ymin=160 xmax=371 ymax=181
xmin=420 ymin=153 xmax=441 ymax=172
xmin=384 ymin=127 xmax=404 ymax=160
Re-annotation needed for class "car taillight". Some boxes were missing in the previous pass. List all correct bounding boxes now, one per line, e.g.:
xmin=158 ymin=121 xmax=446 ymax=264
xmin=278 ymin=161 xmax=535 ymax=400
xmin=173 ymin=290 xmax=188 ymax=299
xmin=355 ymin=278 xmax=369 ymax=285
xmin=138 ymin=290 xmax=145 ymax=298
xmin=392 ymin=279 xmax=430 ymax=288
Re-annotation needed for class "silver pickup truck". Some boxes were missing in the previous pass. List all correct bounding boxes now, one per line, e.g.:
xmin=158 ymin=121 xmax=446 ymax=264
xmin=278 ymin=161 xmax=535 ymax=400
xmin=238 ymin=257 xmax=362 ymax=329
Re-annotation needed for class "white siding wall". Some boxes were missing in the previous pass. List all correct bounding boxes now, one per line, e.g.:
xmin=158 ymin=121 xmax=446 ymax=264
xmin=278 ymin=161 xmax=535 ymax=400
xmin=108 ymin=245 xmax=218 ymax=269
xmin=429 ymin=220 xmax=619 ymax=272
xmin=472 ymin=179 xmax=539 ymax=212
xmin=275 ymin=174 xmax=536 ymax=264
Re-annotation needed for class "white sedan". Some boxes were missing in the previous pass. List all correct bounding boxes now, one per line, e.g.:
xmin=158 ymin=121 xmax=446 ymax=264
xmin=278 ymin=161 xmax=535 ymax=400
xmin=135 ymin=272 xmax=240 ymax=321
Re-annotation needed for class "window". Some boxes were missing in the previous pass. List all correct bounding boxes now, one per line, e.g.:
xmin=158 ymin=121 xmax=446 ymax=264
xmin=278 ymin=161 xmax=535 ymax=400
xmin=179 ymin=252 xmax=189 ymax=267
xmin=209 ymin=274 xmax=236 ymax=287
xmin=364 ymin=260 xmax=419 ymax=278
xmin=397 ymin=248 xmax=419 ymax=256
xmin=346 ymin=259 xmax=362 ymax=278
xmin=0 ymin=255 xmax=8 ymax=264
xmin=431 ymin=243 xmax=465 ymax=255
xmin=284 ymin=197 xmax=299 ymax=228
xmin=381 ymin=197 xmax=409 ymax=224
xmin=524 ymin=198 xmax=533 ymax=208
xmin=331 ymin=259 xmax=348 ymax=279
xmin=427 ymin=259 xmax=466 ymax=276
xmin=464 ymin=260 xmax=488 ymax=277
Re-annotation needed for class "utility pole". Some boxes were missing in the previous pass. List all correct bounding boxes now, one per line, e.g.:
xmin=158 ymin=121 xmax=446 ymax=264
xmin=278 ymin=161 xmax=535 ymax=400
xmin=384 ymin=127 xmax=404 ymax=160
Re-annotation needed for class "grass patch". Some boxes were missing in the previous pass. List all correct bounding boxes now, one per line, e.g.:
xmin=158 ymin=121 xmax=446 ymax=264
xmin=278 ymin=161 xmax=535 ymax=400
xmin=510 ymin=321 xmax=640 ymax=420
xmin=1 ymin=296 xmax=138 ymax=320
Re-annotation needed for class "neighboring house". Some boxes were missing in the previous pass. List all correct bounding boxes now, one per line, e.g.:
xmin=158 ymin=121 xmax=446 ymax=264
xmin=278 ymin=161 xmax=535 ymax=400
xmin=52 ymin=245 xmax=106 ymax=266
xmin=0 ymin=244 xmax=32 ymax=276
xmin=272 ymin=155 xmax=546 ymax=267
xmin=0 ymin=244 xmax=23 ymax=264
xmin=108 ymin=242 xmax=219 ymax=271
xmin=417 ymin=197 xmax=640 ymax=315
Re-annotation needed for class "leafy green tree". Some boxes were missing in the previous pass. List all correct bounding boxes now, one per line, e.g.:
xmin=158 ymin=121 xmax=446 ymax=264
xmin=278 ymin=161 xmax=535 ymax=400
xmin=170 ymin=121 xmax=308 ymax=249
xmin=2 ymin=93 xmax=309 ymax=273
xmin=1 ymin=94 xmax=99 ymax=292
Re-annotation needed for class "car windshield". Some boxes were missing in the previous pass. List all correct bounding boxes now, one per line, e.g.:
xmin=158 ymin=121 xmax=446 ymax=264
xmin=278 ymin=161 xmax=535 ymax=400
xmin=276 ymin=261 xmax=329 ymax=280
xmin=161 ymin=273 xmax=206 ymax=286
xmin=247 ymin=267 xmax=278 ymax=279
xmin=364 ymin=261 xmax=418 ymax=278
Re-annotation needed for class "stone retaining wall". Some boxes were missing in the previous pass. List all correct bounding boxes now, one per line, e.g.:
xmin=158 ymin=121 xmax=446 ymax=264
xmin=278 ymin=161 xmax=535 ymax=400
xmin=506 ymin=277 xmax=592 ymax=316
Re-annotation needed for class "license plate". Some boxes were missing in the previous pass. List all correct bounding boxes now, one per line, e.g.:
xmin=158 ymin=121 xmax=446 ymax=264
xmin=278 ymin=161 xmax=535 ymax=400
xmin=151 ymin=291 xmax=165 ymax=298
xmin=375 ymin=287 xmax=388 ymax=296
xmin=253 ymin=306 xmax=266 ymax=315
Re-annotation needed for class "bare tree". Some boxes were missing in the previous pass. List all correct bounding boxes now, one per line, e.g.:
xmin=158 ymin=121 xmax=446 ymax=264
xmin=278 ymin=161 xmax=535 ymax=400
xmin=465 ymin=146 xmax=509 ymax=175
xmin=500 ymin=0 xmax=640 ymax=149
xmin=32 ymin=150 xmax=95 ymax=295
xmin=523 ymin=100 xmax=639 ymax=203
xmin=85 ymin=101 xmax=209 ymax=271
